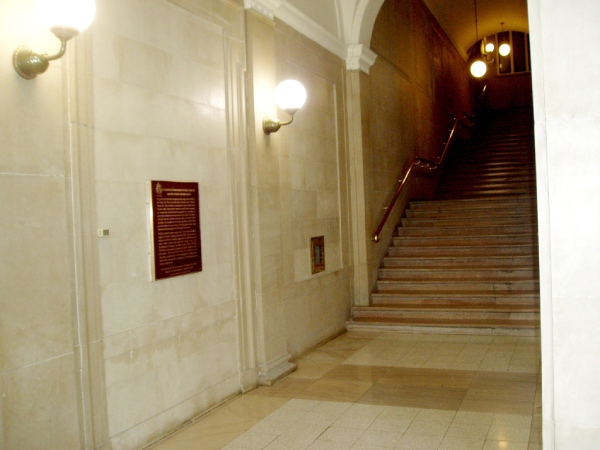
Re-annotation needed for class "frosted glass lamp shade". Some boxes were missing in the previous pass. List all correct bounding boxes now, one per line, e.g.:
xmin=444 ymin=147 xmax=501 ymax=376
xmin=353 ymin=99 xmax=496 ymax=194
xmin=499 ymin=43 xmax=511 ymax=56
xmin=13 ymin=0 xmax=96 ymax=79
xmin=262 ymin=80 xmax=307 ymax=134
xmin=470 ymin=60 xmax=487 ymax=78
xmin=275 ymin=80 xmax=307 ymax=115
xmin=485 ymin=42 xmax=495 ymax=53
xmin=36 ymin=0 xmax=96 ymax=33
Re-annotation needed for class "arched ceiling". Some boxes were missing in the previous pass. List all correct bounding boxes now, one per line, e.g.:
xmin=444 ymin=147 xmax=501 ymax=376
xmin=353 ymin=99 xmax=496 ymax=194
xmin=283 ymin=0 xmax=528 ymax=59
xmin=422 ymin=0 xmax=529 ymax=58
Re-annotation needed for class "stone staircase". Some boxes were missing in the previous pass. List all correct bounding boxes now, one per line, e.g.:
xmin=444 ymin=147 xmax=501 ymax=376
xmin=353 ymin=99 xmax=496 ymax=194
xmin=347 ymin=108 xmax=540 ymax=335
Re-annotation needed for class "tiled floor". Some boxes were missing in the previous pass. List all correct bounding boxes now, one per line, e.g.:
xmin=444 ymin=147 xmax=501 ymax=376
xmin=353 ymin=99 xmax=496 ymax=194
xmin=149 ymin=332 xmax=542 ymax=450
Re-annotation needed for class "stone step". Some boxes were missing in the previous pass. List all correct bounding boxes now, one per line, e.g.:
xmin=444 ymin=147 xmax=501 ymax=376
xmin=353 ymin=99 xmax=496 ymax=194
xmin=388 ymin=244 xmax=537 ymax=258
xmin=475 ymin=136 xmax=534 ymax=143
xmin=436 ymin=187 xmax=536 ymax=199
xmin=378 ymin=267 xmax=539 ymax=281
xmin=438 ymin=178 xmax=537 ymax=188
xmin=396 ymin=224 xmax=537 ymax=237
xmin=376 ymin=279 xmax=539 ymax=292
xmin=441 ymin=170 xmax=536 ymax=182
xmin=443 ymin=165 xmax=535 ymax=177
xmin=382 ymin=254 xmax=539 ymax=269
xmin=408 ymin=196 xmax=536 ymax=210
xmin=470 ymin=134 xmax=533 ymax=141
xmin=352 ymin=304 xmax=539 ymax=321
xmin=347 ymin=316 xmax=540 ymax=333
xmin=392 ymin=234 xmax=537 ymax=247
xmin=456 ymin=141 xmax=535 ymax=149
xmin=451 ymin=143 xmax=535 ymax=152
xmin=445 ymin=163 xmax=535 ymax=173
xmin=443 ymin=169 xmax=536 ymax=180
xmin=371 ymin=290 xmax=539 ymax=305
xmin=401 ymin=215 xmax=536 ymax=228
xmin=449 ymin=151 xmax=535 ymax=162
xmin=405 ymin=206 xmax=536 ymax=219
xmin=436 ymin=189 xmax=537 ymax=200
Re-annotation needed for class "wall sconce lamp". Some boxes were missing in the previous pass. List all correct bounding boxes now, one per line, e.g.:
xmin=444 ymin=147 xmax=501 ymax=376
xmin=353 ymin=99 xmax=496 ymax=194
xmin=263 ymin=80 xmax=307 ymax=135
xmin=13 ymin=0 xmax=96 ymax=80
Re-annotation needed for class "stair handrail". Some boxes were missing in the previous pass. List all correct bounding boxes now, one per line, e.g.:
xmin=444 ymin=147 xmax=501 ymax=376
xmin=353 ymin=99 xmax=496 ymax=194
xmin=372 ymin=111 xmax=471 ymax=243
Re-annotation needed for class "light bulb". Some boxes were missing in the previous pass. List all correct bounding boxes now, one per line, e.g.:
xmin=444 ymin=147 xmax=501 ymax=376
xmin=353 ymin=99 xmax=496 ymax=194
xmin=470 ymin=60 xmax=487 ymax=78
xmin=275 ymin=80 xmax=307 ymax=114
xmin=499 ymin=43 xmax=511 ymax=56
xmin=485 ymin=42 xmax=495 ymax=53
xmin=36 ymin=0 xmax=96 ymax=33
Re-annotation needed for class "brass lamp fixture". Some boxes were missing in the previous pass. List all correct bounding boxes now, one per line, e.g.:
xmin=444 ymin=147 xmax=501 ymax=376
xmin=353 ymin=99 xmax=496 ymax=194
xmin=498 ymin=23 xmax=511 ymax=56
xmin=13 ymin=0 xmax=96 ymax=80
xmin=263 ymin=80 xmax=307 ymax=135
xmin=470 ymin=37 xmax=496 ymax=78
xmin=469 ymin=0 xmax=487 ymax=78
xmin=469 ymin=42 xmax=488 ymax=78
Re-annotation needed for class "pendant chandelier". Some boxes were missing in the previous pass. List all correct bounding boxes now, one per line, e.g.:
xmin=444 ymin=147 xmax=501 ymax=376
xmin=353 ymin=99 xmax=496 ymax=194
xmin=469 ymin=0 xmax=487 ymax=78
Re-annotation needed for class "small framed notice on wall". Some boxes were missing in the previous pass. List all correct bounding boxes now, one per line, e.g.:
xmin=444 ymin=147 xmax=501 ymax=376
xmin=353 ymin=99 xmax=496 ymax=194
xmin=311 ymin=236 xmax=325 ymax=274
xmin=150 ymin=180 xmax=202 ymax=280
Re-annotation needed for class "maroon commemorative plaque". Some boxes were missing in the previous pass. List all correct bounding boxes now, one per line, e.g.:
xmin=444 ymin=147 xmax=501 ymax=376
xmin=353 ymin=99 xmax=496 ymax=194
xmin=150 ymin=180 xmax=202 ymax=280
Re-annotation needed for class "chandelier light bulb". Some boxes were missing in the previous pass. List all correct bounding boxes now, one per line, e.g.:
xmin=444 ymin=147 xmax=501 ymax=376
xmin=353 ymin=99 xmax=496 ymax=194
xmin=499 ymin=43 xmax=511 ymax=56
xmin=470 ymin=60 xmax=487 ymax=78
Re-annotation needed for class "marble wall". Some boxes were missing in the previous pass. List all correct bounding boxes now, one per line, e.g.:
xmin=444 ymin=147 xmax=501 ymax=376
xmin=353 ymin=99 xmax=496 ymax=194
xmin=1 ymin=0 xmax=249 ymax=448
xmin=245 ymin=11 xmax=353 ymax=378
xmin=90 ymin=0 xmax=246 ymax=447
xmin=529 ymin=0 xmax=600 ymax=447
xmin=275 ymin=23 xmax=353 ymax=356
xmin=1 ymin=0 xmax=356 ymax=447
xmin=0 ymin=0 xmax=82 ymax=448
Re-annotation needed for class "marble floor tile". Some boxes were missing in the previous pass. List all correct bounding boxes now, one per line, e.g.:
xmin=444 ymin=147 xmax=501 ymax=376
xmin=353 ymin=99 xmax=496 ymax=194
xmin=353 ymin=428 xmax=403 ymax=447
xmin=379 ymin=367 xmax=475 ymax=389
xmin=307 ymin=440 xmax=352 ymax=449
xmin=287 ymin=358 xmax=339 ymax=380
xmin=483 ymin=441 xmax=529 ymax=450
xmin=359 ymin=383 xmax=467 ymax=410
xmin=487 ymin=414 xmax=532 ymax=442
xmin=319 ymin=364 xmax=390 ymax=383
xmin=333 ymin=403 xmax=386 ymax=429
xmin=317 ymin=425 xmax=363 ymax=444
xmin=421 ymin=356 xmax=458 ymax=369
xmin=438 ymin=435 xmax=485 ymax=450
xmin=246 ymin=377 xmax=315 ymax=399
xmin=150 ymin=331 xmax=542 ymax=450
xmin=263 ymin=434 xmax=315 ymax=449
xmin=395 ymin=433 xmax=444 ymax=450
xmin=295 ymin=378 xmax=373 ymax=402
xmin=445 ymin=419 xmax=491 ymax=440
